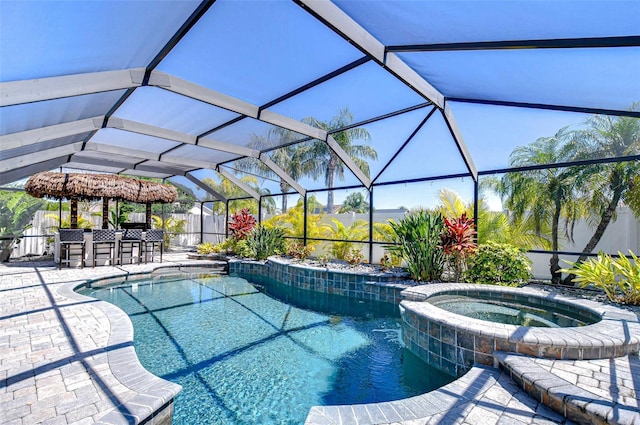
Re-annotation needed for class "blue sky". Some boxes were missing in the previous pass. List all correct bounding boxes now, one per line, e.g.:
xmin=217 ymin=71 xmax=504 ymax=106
xmin=1 ymin=0 xmax=637 ymax=211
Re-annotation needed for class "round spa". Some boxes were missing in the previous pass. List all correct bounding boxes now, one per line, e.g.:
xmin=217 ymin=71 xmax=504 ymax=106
xmin=399 ymin=283 xmax=640 ymax=377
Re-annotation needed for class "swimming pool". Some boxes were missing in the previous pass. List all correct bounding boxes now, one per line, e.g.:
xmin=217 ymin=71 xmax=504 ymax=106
xmin=80 ymin=272 xmax=453 ymax=424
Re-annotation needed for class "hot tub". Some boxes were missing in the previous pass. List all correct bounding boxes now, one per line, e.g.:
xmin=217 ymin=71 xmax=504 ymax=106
xmin=400 ymin=283 xmax=640 ymax=376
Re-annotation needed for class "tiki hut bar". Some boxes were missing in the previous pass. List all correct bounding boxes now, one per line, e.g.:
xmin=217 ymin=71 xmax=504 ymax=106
xmin=25 ymin=171 xmax=178 ymax=229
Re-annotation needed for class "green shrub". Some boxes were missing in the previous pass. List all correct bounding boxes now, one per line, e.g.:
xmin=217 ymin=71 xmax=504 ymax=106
xmin=386 ymin=210 xmax=445 ymax=282
xmin=466 ymin=242 xmax=532 ymax=286
xmin=561 ymin=250 xmax=640 ymax=305
xmin=216 ymin=238 xmax=239 ymax=254
xmin=242 ymin=225 xmax=286 ymax=260
xmin=197 ymin=242 xmax=220 ymax=255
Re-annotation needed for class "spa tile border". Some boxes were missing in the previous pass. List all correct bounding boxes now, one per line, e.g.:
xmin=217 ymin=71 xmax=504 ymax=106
xmin=400 ymin=283 xmax=640 ymax=377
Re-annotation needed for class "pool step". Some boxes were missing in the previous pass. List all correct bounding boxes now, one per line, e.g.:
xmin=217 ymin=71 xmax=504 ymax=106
xmin=495 ymin=351 xmax=640 ymax=425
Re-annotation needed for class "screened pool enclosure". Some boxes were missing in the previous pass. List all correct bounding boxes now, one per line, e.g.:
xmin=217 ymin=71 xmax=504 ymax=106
xmin=1 ymin=0 xmax=639 ymax=280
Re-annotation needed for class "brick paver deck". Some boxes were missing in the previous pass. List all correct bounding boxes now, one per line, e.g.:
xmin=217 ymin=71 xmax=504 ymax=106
xmin=1 ymin=255 xmax=638 ymax=424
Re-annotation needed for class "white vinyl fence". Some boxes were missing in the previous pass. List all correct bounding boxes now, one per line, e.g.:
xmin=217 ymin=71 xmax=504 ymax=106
xmin=7 ymin=207 xmax=640 ymax=283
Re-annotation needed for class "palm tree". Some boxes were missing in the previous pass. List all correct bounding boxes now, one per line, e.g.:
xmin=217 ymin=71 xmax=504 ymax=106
xmin=323 ymin=218 xmax=368 ymax=260
xmin=202 ymin=175 xmax=269 ymax=215
xmin=299 ymin=108 xmax=377 ymax=212
xmin=495 ymin=128 xmax=586 ymax=284
xmin=338 ymin=191 xmax=370 ymax=213
xmin=561 ymin=107 xmax=640 ymax=284
xmin=235 ymin=127 xmax=308 ymax=212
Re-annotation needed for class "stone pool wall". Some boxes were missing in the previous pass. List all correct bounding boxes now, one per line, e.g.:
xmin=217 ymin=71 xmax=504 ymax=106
xmin=228 ymin=257 xmax=410 ymax=305
xmin=400 ymin=283 xmax=640 ymax=377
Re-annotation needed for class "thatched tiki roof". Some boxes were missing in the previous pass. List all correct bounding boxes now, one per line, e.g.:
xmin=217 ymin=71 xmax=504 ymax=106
xmin=25 ymin=172 xmax=178 ymax=229
xmin=24 ymin=172 xmax=177 ymax=203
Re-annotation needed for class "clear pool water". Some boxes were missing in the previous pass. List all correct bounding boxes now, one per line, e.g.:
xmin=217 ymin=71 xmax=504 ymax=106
xmin=81 ymin=273 xmax=453 ymax=424
xmin=429 ymin=294 xmax=598 ymax=327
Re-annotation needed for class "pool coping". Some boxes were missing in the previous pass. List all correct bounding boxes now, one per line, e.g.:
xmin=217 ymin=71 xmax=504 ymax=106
xmin=56 ymin=267 xmax=198 ymax=424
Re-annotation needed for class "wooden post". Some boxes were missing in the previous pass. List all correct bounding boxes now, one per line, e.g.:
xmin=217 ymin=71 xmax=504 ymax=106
xmin=146 ymin=203 xmax=152 ymax=230
xmin=70 ymin=198 xmax=78 ymax=229
xmin=102 ymin=197 xmax=109 ymax=229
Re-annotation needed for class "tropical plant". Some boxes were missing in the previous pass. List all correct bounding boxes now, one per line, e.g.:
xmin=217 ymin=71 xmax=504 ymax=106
xmin=345 ymin=248 xmax=364 ymax=266
xmin=228 ymin=208 xmax=256 ymax=240
xmin=263 ymin=196 xmax=326 ymax=250
xmin=561 ymin=106 xmax=640 ymax=284
xmin=241 ymin=225 xmax=286 ymax=260
xmin=45 ymin=214 xmax=94 ymax=231
xmin=214 ymin=237 xmax=240 ymax=255
xmin=492 ymin=127 xmax=586 ymax=284
xmin=108 ymin=203 xmax=134 ymax=229
xmin=379 ymin=253 xmax=392 ymax=271
xmin=197 ymin=242 xmax=220 ymax=255
xmin=286 ymin=241 xmax=312 ymax=260
xmin=0 ymin=191 xmax=46 ymax=261
xmin=561 ymin=250 xmax=640 ymax=305
xmin=323 ymin=218 xmax=367 ymax=260
xmin=298 ymin=108 xmax=377 ymax=212
xmin=318 ymin=253 xmax=331 ymax=266
xmin=466 ymin=242 xmax=532 ymax=286
xmin=338 ymin=192 xmax=370 ymax=213
xmin=386 ymin=210 xmax=445 ymax=282
xmin=202 ymin=175 xmax=265 ymax=215
xmin=437 ymin=188 xmax=552 ymax=250
xmin=440 ymin=213 xmax=477 ymax=281
xmin=151 ymin=215 xmax=186 ymax=249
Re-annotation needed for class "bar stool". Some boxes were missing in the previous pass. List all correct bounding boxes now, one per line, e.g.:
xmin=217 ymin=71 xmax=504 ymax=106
xmin=92 ymin=229 xmax=116 ymax=267
xmin=143 ymin=229 xmax=164 ymax=263
xmin=119 ymin=228 xmax=143 ymax=265
xmin=59 ymin=229 xmax=85 ymax=269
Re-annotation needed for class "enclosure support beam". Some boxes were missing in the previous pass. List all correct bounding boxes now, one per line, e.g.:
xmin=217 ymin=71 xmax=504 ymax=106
xmin=442 ymin=104 xmax=478 ymax=181
xmin=0 ymin=156 xmax=68 ymax=186
xmin=387 ymin=36 xmax=640 ymax=52
xmin=185 ymin=173 xmax=227 ymax=202
xmin=148 ymin=70 xmax=371 ymax=188
xmin=368 ymin=188 xmax=374 ymax=262
xmin=295 ymin=0 xmax=444 ymax=108
xmin=1 ymin=117 xmax=103 ymax=150
xmin=105 ymin=117 xmax=260 ymax=157
xmin=216 ymin=167 xmax=261 ymax=200
xmin=326 ymin=135 xmax=372 ymax=188
xmin=473 ymin=180 xmax=479 ymax=244
xmin=447 ymin=97 xmax=640 ymax=119
xmin=303 ymin=193 xmax=308 ymax=247
xmin=83 ymin=142 xmax=217 ymax=171
xmin=0 ymin=143 xmax=83 ymax=173
xmin=258 ymin=154 xmax=306 ymax=196
xmin=0 ymin=69 xmax=145 ymax=106
xmin=296 ymin=0 xmax=478 ymax=182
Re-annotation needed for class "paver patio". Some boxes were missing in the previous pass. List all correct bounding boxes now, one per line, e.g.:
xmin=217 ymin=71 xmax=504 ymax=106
xmin=1 ymin=255 xmax=638 ymax=424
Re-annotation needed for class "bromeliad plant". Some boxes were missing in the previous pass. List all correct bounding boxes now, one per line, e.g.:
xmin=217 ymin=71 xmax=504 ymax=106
xmin=386 ymin=210 xmax=445 ymax=282
xmin=561 ymin=250 xmax=640 ymax=305
xmin=228 ymin=208 xmax=257 ymax=240
xmin=440 ymin=213 xmax=477 ymax=282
